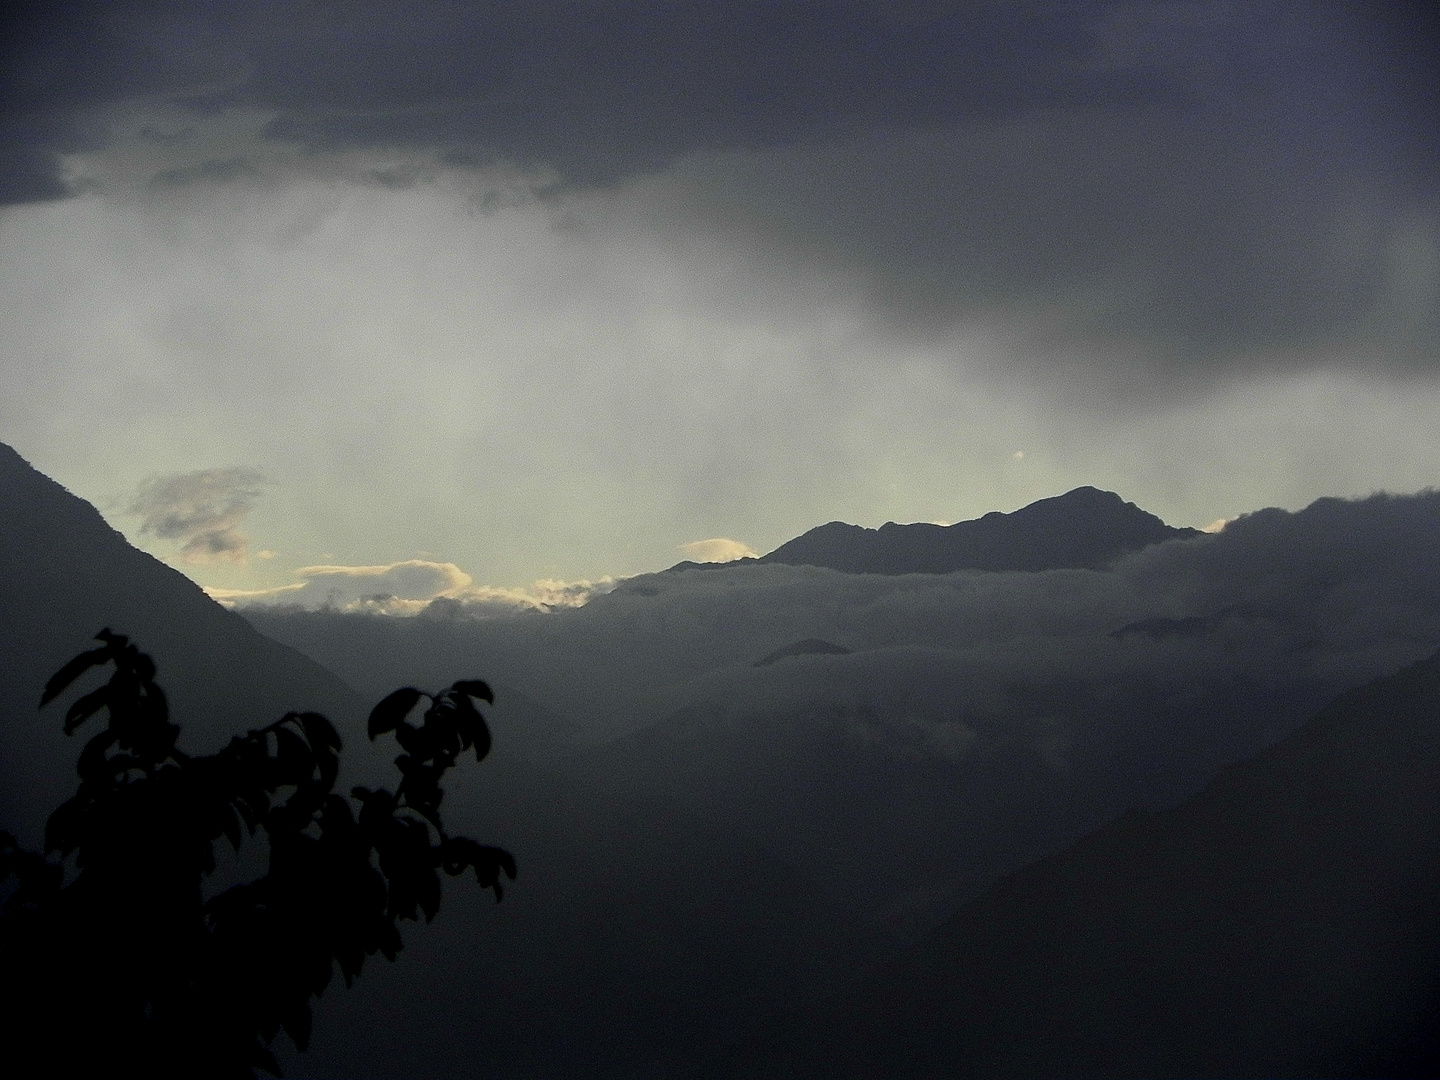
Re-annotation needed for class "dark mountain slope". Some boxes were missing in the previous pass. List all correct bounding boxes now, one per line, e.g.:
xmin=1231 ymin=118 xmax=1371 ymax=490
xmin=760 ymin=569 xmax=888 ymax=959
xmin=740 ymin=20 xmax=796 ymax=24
xmin=0 ymin=442 xmax=366 ymax=845
xmin=759 ymin=486 xmax=1197 ymax=574
xmin=291 ymin=753 xmax=847 ymax=1080
xmin=244 ymin=486 xmax=1440 ymax=1078
xmin=810 ymin=647 xmax=1440 ymax=1079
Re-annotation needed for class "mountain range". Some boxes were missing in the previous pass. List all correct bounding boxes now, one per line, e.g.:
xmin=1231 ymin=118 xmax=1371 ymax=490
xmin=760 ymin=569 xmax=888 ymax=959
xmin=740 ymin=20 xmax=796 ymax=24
xmin=5 ymin=439 xmax=1440 ymax=1077
xmin=668 ymin=486 xmax=1196 ymax=575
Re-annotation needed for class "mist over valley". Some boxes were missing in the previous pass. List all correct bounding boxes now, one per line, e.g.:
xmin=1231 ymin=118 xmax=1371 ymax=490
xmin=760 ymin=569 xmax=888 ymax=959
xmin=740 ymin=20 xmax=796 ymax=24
xmin=7 ymin=441 xmax=1440 ymax=1075
xmin=2 ymin=4 xmax=1436 ymax=1072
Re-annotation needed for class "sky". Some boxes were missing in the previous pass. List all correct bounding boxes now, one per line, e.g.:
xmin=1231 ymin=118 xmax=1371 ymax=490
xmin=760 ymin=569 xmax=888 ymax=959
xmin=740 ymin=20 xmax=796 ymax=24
xmin=1 ymin=0 xmax=1436 ymax=602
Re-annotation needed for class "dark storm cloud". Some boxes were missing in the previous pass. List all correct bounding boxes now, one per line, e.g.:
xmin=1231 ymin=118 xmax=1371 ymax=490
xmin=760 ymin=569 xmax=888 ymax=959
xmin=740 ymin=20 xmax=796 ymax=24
xmin=0 ymin=0 xmax=242 ymax=199
xmin=0 ymin=1 xmax=1178 ymax=193
xmin=249 ymin=2 xmax=1173 ymax=181
xmin=3 ymin=1 xmax=1436 ymax=387
xmin=9 ymin=2 xmax=1431 ymax=196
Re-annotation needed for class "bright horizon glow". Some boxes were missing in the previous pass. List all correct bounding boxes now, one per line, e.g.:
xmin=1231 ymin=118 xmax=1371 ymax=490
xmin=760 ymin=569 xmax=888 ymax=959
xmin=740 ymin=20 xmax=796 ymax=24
xmin=1 ymin=3 xmax=1434 ymax=600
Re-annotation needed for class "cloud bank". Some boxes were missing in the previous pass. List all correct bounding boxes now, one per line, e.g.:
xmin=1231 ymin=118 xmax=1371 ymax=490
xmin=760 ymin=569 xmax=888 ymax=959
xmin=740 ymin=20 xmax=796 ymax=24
xmin=2 ymin=1 xmax=1434 ymax=393
xmin=237 ymin=482 xmax=1440 ymax=1048
xmin=250 ymin=489 xmax=1440 ymax=779
xmin=215 ymin=558 xmax=615 ymax=614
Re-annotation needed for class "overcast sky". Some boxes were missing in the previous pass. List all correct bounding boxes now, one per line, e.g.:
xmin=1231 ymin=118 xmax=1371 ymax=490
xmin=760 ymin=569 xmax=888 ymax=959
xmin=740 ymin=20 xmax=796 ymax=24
xmin=1 ymin=1 xmax=1436 ymax=598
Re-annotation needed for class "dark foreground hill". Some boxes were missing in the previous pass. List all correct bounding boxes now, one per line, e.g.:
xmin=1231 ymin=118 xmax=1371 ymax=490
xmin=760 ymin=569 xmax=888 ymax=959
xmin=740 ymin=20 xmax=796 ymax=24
xmin=0 ymin=441 xmax=366 ymax=845
xmin=753 ymin=486 xmax=1197 ymax=574
xmin=800 ymin=647 xmax=1440 ymax=1079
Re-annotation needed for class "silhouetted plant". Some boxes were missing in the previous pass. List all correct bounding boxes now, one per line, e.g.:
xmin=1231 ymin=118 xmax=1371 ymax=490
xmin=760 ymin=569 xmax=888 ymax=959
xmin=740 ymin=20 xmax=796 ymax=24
xmin=0 ymin=629 xmax=514 ymax=1078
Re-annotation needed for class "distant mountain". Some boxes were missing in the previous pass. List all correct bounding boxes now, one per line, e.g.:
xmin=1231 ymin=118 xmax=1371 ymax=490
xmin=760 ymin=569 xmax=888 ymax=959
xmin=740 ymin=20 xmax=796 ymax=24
xmin=753 ymin=638 xmax=851 ymax=666
xmin=809 ymin=647 xmax=1440 ymax=1079
xmin=756 ymin=486 xmax=1197 ymax=574
xmin=0 ymin=442 xmax=366 ymax=846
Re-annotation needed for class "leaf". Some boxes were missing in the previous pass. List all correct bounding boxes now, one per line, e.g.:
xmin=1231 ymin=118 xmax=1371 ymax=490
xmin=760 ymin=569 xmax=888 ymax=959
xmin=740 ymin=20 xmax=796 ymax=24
xmin=453 ymin=694 xmax=492 ymax=762
xmin=368 ymin=687 xmax=423 ymax=739
xmin=452 ymin=679 xmax=493 ymax=704
xmin=61 ymin=686 xmax=111 ymax=735
xmin=394 ymin=721 xmax=423 ymax=756
xmin=253 ymin=1045 xmax=280 ymax=1077
xmin=273 ymin=725 xmax=314 ymax=784
xmin=220 ymin=806 xmax=243 ymax=851
xmin=356 ymin=787 xmax=397 ymax=831
xmin=282 ymin=1002 xmax=313 ymax=1052
xmin=321 ymin=793 xmax=354 ymax=829
xmin=379 ymin=923 xmax=403 ymax=962
xmin=417 ymin=867 xmax=442 ymax=922
xmin=38 ymin=644 xmax=110 ymax=707
xmin=76 ymin=729 xmax=120 ymax=781
xmin=296 ymin=710 xmax=342 ymax=753
xmin=441 ymin=838 xmax=516 ymax=900
xmin=421 ymin=698 xmax=462 ymax=762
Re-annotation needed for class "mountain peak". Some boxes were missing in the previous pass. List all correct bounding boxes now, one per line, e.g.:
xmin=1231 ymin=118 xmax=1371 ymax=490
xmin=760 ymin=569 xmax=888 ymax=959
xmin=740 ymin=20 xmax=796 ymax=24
xmin=759 ymin=488 xmax=1197 ymax=575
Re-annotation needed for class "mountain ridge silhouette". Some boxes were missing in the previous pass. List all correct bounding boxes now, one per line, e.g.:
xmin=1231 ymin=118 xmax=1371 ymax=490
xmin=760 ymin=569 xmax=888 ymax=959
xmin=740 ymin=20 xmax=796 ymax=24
xmin=763 ymin=486 xmax=1197 ymax=574
xmin=669 ymin=486 xmax=1198 ymax=575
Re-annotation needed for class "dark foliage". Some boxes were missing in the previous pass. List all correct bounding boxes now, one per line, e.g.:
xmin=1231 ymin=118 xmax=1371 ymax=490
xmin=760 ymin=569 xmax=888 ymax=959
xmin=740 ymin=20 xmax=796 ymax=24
xmin=0 ymin=629 xmax=514 ymax=1078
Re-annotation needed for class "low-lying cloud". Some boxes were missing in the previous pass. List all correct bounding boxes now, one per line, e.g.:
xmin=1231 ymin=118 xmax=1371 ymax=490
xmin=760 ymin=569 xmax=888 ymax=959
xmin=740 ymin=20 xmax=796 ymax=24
xmin=239 ymin=483 xmax=1440 ymax=995
xmin=129 ymin=467 xmax=267 ymax=564
xmin=249 ymin=489 xmax=1440 ymax=773
xmin=215 ymin=558 xmax=616 ymax=614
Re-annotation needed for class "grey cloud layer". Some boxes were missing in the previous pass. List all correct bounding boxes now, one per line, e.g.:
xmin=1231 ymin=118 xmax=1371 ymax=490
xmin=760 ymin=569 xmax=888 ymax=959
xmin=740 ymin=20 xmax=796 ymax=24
xmin=129 ymin=467 xmax=266 ymax=563
xmin=4 ymin=1 xmax=1436 ymax=392
xmin=635 ymin=112 xmax=1438 ymax=389
xmin=1 ymin=1 xmax=1193 ymax=193
xmin=7 ymin=2 xmax=1433 ymax=189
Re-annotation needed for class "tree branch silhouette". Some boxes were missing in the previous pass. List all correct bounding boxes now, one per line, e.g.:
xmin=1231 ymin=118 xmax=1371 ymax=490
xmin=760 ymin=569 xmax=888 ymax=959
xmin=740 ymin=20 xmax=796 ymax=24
xmin=0 ymin=629 xmax=514 ymax=1078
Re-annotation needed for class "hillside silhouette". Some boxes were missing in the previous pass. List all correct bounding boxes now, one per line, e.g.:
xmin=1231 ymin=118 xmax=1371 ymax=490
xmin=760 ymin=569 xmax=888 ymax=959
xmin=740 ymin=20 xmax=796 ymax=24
xmin=0 ymin=442 xmax=366 ymax=848
xmin=755 ymin=486 xmax=1197 ymax=574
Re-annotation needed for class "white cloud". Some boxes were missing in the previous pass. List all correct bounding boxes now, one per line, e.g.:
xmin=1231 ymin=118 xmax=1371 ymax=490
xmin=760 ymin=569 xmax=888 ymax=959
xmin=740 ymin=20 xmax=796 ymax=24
xmin=431 ymin=577 xmax=620 ymax=615
xmin=678 ymin=538 xmax=757 ymax=563
xmin=293 ymin=560 xmax=472 ymax=610
xmin=222 ymin=557 xmax=617 ymax=615
xmin=205 ymin=582 xmax=306 ymax=605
